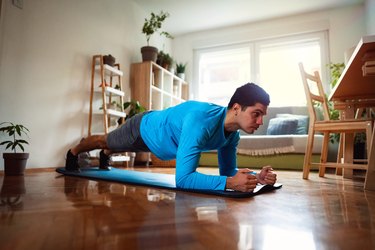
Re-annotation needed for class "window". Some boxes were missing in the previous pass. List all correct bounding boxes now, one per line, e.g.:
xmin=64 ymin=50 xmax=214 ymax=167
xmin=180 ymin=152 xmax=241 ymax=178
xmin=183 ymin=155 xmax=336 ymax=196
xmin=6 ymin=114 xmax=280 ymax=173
xmin=198 ymin=47 xmax=251 ymax=106
xmin=194 ymin=31 xmax=329 ymax=107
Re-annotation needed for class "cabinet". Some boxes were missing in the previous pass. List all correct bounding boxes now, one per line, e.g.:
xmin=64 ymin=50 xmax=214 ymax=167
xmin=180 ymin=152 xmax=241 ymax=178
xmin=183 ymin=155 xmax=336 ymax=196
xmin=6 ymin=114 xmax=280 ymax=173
xmin=130 ymin=61 xmax=188 ymax=110
xmin=88 ymin=55 xmax=126 ymax=136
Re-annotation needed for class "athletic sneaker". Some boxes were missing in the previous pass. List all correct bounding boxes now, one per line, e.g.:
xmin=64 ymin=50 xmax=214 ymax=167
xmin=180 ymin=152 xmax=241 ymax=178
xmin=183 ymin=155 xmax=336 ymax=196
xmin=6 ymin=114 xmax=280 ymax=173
xmin=99 ymin=150 xmax=111 ymax=170
xmin=65 ymin=150 xmax=80 ymax=172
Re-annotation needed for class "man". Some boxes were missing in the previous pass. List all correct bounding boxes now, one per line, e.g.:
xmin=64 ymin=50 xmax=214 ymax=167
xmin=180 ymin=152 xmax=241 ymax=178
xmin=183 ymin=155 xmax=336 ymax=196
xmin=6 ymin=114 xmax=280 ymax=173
xmin=65 ymin=83 xmax=277 ymax=192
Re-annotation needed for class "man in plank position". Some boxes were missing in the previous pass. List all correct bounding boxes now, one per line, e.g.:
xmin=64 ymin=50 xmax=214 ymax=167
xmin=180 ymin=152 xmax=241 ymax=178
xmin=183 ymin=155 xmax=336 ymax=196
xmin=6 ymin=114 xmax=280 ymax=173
xmin=65 ymin=83 xmax=277 ymax=192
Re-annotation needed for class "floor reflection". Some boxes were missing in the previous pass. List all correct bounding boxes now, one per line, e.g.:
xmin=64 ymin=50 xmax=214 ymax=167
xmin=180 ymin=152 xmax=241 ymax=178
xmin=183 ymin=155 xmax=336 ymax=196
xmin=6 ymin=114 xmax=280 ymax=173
xmin=147 ymin=189 xmax=175 ymax=202
xmin=61 ymin=176 xmax=236 ymax=248
xmin=0 ymin=175 xmax=26 ymax=211
xmin=261 ymin=225 xmax=315 ymax=250
xmin=1 ymin=169 xmax=375 ymax=249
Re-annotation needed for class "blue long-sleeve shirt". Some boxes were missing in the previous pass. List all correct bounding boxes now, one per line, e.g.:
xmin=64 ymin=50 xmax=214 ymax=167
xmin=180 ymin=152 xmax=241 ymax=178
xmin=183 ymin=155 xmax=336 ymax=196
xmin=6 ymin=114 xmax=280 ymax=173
xmin=140 ymin=101 xmax=240 ymax=190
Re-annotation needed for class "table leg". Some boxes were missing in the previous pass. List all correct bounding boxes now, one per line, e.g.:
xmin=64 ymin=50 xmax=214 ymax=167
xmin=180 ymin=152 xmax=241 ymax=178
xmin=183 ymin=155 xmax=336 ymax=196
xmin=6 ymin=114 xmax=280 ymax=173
xmin=343 ymin=133 xmax=354 ymax=178
xmin=365 ymin=125 xmax=375 ymax=190
xmin=343 ymin=106 xmax=355 ymax=178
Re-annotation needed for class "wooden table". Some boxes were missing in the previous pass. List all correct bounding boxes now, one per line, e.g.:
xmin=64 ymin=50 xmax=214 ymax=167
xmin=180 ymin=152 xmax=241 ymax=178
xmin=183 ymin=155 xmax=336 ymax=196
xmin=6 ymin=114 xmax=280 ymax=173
xmin=328 ymin=35 xmax=375 ymax=190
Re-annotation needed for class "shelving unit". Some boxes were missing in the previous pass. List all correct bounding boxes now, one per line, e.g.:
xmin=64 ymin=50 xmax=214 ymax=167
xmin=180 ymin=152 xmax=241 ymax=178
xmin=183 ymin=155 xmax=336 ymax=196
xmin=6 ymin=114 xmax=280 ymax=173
xmin=87 ymin=55 xmax=131 ymax=165
xmin=88 ymin=55 xmax=126 ymax=136
xmin=130 ymin=61 xmax=189 ymax=167
xmin=130 ymin=61 xmax=188 ymax=111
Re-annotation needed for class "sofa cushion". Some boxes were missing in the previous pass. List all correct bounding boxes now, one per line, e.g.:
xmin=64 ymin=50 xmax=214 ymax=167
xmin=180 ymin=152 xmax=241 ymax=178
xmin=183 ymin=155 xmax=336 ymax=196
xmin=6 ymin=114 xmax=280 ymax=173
xmin=276 ymin=114 xmax=309 ymax=134
xmin=266 ymin=117 xmax=298 ymax=135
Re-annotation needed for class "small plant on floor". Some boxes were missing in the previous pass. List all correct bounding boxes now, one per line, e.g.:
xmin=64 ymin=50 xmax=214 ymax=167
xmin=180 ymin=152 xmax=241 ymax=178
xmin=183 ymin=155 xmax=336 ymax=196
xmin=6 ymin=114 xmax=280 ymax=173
xmin=123 ymin=100 xmax=146 ymax=119
xmin=0 ymin=122 xmax=29 ymax=153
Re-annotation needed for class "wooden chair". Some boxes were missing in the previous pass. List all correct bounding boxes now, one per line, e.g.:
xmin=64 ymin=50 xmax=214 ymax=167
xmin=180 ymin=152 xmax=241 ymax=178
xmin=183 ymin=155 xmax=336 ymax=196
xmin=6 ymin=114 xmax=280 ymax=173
xmin=298 ymin=62 xmax=373 ymax=179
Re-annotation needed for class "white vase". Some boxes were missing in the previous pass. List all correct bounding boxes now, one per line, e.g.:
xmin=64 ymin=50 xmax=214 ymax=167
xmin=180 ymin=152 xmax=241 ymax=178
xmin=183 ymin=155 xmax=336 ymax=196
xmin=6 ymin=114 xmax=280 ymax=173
xmin=177 ymin=73 xmax=185 ymax=80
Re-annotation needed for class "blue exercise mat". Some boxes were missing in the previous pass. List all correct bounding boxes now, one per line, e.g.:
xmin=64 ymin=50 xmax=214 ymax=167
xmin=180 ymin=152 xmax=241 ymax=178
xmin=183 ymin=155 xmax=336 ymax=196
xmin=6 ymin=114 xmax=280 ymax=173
xmin=56 ymin=167 xmax=282 ymax=198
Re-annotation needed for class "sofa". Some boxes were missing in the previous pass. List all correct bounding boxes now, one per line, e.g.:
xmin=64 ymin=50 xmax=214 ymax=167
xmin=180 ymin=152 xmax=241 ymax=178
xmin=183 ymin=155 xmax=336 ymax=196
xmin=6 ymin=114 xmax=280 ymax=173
xmin=199 ymin=106 xmax=325 ymax=170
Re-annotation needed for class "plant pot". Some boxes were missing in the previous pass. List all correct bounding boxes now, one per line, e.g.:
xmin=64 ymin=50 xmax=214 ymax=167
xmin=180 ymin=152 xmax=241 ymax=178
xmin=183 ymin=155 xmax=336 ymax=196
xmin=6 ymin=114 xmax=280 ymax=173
xmin=161 ymin=63 xmax=170 ymax=70
xmin=103 ymin=54 xmax=116 ymax=66
xmin=141 ymin=46 xmax=158 ymax=62
xmin=135 ymin=152 xmax=150 ymax=166
xmin=177 ymin=73 xmax=185 ymax=80
xmin=3 ymin=153 xmax=29 ymax=176
xmin=127 ymin=152 xmax=136 ymax=168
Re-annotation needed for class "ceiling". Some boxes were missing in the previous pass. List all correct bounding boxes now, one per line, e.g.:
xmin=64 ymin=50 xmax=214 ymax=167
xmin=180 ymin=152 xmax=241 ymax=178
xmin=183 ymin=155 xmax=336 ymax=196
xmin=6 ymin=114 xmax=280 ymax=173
xmin=135 ymin=0 xmax=365 ymax=36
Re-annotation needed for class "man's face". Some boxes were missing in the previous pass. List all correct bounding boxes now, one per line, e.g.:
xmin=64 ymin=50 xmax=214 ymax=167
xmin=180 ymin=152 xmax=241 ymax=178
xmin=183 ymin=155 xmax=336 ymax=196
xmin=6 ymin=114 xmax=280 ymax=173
xmin=237 ymin=103 xmax=268 ymax=134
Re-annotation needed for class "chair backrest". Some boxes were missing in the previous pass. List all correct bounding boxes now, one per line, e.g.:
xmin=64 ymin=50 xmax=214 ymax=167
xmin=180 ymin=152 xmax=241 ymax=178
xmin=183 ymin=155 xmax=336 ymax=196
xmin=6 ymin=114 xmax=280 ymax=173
xmin=298 ymin=62 xmax=331 ymax=123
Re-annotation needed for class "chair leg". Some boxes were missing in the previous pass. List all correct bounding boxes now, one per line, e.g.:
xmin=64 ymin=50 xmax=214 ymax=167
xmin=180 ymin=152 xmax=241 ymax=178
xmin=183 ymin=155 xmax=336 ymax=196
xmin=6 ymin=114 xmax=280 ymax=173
xmin=303 ymin=131 xmax=315 ymax=179
xmin=319 ymin=132 xmax=330 ymax=177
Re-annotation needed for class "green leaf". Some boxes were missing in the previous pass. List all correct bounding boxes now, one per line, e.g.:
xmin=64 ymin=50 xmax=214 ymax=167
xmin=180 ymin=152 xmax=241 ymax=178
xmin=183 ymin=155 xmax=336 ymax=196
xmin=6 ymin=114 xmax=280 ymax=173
xmin=16 ymin=139 xmax=29 ymax=145
xmin=5 ymin=142 xmax=13 ymax=150
xmin=16 ymin=125 xmax=22 ymax=136
xmin=123 ymin=102 xmax=131 ymax=110
xmin=18 ymin=143 xmax=25 ymax=152
xmin=0 ymin=122 xmax=29 ymax=152
xmin=0 ymin=140 xmax=12 ymax=145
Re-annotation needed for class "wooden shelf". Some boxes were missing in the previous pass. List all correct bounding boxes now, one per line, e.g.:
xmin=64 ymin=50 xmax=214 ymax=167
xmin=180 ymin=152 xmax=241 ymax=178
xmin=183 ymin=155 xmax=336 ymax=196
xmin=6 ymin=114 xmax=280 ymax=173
xmin=130 ymin=61 xmax=189 ymax=111
xmin=93 ymin=109 xmax=126 ymax=118
xmin=95 ymin=86 xmax=125 ymax=97
xmin=106 ymin=109 xmax=126 ymax=118
xmin=88 ymin=55 xmax=126 ymax=136
xmin=95 ymin=64 xmax=123 ymax=76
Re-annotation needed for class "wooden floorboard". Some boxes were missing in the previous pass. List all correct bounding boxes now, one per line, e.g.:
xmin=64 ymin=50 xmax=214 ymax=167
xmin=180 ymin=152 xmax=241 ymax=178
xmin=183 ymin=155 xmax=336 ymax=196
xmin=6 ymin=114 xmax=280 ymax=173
xmin=0 ymin=167 xmax=374 ymax=250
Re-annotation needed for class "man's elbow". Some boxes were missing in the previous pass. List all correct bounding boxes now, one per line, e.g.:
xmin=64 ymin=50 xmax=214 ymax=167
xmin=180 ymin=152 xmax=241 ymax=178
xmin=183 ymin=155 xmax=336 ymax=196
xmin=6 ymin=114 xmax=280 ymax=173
xmin=175 ymin=174 xmax=193 ymax=189
xmin=175 ymin=176 xmax=187 ymax=189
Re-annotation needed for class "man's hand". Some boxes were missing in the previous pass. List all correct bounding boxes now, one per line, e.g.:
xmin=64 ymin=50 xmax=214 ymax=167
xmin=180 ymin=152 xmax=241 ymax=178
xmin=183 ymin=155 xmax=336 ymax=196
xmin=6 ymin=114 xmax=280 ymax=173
xmin=257 ymin=166 xmax=277 ymax=185
xmin=226 ymin=169 xmax=258 ymax=192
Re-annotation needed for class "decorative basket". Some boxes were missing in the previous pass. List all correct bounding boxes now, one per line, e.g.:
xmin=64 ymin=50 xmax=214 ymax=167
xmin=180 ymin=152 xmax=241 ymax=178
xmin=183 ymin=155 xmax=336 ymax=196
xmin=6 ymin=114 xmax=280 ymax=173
xmin=151 ymin=154 xmax=176 ymax=167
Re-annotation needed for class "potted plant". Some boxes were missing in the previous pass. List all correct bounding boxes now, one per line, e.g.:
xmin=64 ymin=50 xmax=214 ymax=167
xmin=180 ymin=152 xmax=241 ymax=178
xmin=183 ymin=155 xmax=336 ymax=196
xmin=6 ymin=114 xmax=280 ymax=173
xmin=141 ymin=11 xmax=173 ymax=62
xmin=123 ymin=100 xmax=146 ymax=119
xmin=176 ymin=62 xmax=187 ymax=80
xmin=328 ymin=62 xmax=345 ymax=88
xmin=121 ymin=100 xmax=148 ymax=166
xmin=156 ymin=51 xmax=174 ymax=71
xmin=324 ymin=63 xmax=344 ymax=144
xmin=0 ymin=122 xmax=30 ymax=176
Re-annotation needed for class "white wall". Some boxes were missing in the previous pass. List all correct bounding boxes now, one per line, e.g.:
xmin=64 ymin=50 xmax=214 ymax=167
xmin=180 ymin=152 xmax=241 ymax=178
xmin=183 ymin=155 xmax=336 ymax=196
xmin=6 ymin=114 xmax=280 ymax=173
xmin=0 ymin=1 xmax=368 ymax=170
xmin=172 ymin=4 xmax=366 ymax=97
xmin=366 ymin=0 xmax=375 ymax=34
xmin=0 ymin=0 xmax=170 ymax=169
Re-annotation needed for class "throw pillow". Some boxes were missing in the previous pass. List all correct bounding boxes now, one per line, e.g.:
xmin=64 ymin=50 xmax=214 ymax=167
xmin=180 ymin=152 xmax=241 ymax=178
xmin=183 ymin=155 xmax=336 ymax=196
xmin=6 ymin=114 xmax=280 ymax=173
xmin=266 ymin=117 xmax=298 ymax=135
xmin=276 ymin=114 xmax=309 ymax=134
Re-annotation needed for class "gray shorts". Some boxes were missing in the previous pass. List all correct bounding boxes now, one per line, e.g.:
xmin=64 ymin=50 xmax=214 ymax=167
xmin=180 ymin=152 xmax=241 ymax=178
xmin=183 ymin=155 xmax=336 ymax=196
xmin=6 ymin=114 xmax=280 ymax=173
xmin=106 ymin=112 xmax=150 ymax=152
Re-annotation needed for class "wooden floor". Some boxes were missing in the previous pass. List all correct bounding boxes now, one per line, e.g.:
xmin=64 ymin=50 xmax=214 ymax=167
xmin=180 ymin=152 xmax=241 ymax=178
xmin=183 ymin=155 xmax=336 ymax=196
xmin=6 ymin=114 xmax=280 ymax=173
xmin=1 ymin=167 xmax=375 ymax=250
